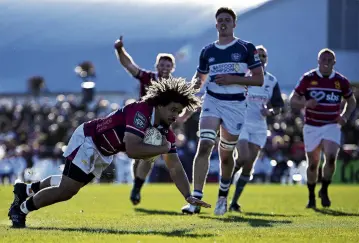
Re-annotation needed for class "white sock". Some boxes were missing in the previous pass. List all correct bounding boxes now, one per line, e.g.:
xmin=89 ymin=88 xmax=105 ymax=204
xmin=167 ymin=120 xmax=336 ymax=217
xmin=20 ymin=201 xmax=29 ymax=214
xmin=26 ymin=184 xmax=34 ymax=197
xmin=192 ymin=190 xmax=203 ymax=199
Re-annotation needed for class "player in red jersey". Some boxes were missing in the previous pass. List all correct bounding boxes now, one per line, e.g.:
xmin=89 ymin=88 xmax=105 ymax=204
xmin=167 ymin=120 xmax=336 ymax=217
xmin=290 ymin=48 xmax=356 ymax=208
xmin=8 ymin=78 xmax=210 ymax=228
xmin=114 ymin=36 xmax=177 ymax=205
xmin=114 ymin=36 xmax=174 ymax=98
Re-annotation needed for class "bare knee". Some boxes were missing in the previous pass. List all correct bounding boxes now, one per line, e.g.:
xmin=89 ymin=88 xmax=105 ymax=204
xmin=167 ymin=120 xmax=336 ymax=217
xmin=308 ymin=163 xmax=318 ymax=172
xmin=220 ymin=150 xmax=234 ymax=165
xmin=197 ymin=140 xmax=215 ymax=157
xmin=325 ymin=154 xmax=337 ymax=167
xmin=236 ymin=140 xmax=251 ymax=164
xmin=307 ymin=153 xmax=320 ymax=172
xmin=307 ymin=157 xmax=320 ymax=172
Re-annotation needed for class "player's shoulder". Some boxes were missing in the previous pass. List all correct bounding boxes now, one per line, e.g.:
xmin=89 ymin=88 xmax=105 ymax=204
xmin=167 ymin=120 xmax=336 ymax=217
xmin=235 ymin=39 xmax=256 ymax=50
xmin=125 ymin=101 xmax=152 ymax=116
xmin=236 ymin=38 xmax=252 ymax=46
xmin=201 ymin=42 xmax=216 ymax=54
xmin=265 ymin=71 xmax=277 ymax=83
xmin=301 ymin=69 xmax=317 ymax=81
xmin=334 ymin=71 xmax=350 ymax=82
xmin=304 ymin=69 xmax=317 ymax=77
xmin=138 ymin=68 xmax=156 ymax=78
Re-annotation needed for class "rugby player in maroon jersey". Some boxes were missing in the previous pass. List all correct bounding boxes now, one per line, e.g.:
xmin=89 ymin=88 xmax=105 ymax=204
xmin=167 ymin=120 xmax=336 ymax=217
xmin=8 ymin=78 xmax=210 ymax=228
xmin=290 ymin=48 xmax=356 ymax=208
xmin=114 ymin=36 xmax=177 ymax=205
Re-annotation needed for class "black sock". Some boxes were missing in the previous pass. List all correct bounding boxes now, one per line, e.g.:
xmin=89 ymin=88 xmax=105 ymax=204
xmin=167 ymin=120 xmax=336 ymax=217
xmin=307 ymin=183 xmax=316 ymax=199
xmin=218 ymin=177 xmax=231 ymax=198
xmin=31 ymin=181 xmax=41 ymax=194
xmin=133 ymin=177 xmax=145 ymax=191
xmin=25 ymin=196 xmax=38 ymax=212
xmin=321 ymin=179 xmax=331 ymax=194
xmin=231 ymin=175 xmax=250 ymax=205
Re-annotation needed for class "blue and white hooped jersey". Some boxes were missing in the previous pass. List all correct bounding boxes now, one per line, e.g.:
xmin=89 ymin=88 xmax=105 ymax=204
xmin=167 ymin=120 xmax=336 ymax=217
xmin=245 ymin=72 xmax=284 ymax=132
xmin=197 ymin=38 xmax=261 ymax=94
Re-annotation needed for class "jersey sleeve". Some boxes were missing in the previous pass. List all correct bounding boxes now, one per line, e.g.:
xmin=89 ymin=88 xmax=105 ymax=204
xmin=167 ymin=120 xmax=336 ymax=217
xmin=125 ymin=105 xmax=150 ymax=138
xmin=167 ymin=130 xmax=177 ymax=154
xmin=159 ymin=128 xmax=177 ymax=154
xmin=270 ymin=82 xmax=285 ymax=108
xmin=294 ymin=75 xmax=308 ymax=96
xmin=246 ymin=43 xmax=262 ymax=70
xmin=197 ymin=47 xmax=209 ymax=74
xmin=134 ymin=69 xmax=153 ymax=86
xmin=341 ymin=77 xmax=353 ymax=99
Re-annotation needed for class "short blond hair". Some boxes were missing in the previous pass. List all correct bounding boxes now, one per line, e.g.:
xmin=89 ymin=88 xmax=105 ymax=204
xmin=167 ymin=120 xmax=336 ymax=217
xmin=155 ymin=53 xmax=176 ymax=71
xmin=318 ymin=48 xmax=336 ymax=60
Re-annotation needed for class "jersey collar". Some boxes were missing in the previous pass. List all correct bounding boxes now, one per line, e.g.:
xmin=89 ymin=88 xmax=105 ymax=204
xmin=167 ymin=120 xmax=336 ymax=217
xmin=214 ymin=38 xmax=238 ymax=50
xmin=315 ymin=68 xmax=335 ymax=79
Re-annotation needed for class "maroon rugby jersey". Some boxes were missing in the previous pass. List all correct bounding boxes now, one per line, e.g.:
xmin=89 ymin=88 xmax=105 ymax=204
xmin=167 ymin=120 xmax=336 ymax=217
xmin=83 ymin=101 xmax=177 ymax=156
xmin=134 ymin=69 xmax=157 ymax=98
xmin=294 ymin=69 xmax=353 ymax=126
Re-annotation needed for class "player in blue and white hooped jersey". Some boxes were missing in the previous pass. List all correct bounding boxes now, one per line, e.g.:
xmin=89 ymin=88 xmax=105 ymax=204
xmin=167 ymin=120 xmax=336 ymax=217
xmin=229 ymin=45 xmax=284 ymax=213
xmin=182 ymin=7 xmax=264 ymax=216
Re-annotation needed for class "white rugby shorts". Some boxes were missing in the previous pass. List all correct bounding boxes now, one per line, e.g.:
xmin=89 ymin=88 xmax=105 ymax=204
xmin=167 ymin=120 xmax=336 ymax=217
xmin=200 ymin=94 xmax=246 ymax=135
xmin=63 ymin=124 xmax=114 ymax=179
xmin=239 ymin=126 xmax=267 ymax=148
xmin=303 ymin=123 xmax=341 ymax=152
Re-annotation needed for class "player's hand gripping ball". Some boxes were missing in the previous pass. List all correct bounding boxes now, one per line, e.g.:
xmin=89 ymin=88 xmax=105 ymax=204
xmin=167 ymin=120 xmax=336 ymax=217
xmin=143 ymin=127 xmax=163 ymax=163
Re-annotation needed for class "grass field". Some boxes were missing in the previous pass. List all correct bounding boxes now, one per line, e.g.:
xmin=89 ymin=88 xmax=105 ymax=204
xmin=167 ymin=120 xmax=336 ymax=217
xmin=1 ymin=184 xmax=359 ymax=242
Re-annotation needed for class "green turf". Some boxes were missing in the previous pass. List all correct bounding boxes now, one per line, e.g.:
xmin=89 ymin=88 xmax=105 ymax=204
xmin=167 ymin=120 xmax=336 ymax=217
xmin=1 ymin=184 xmax=359 ymax=242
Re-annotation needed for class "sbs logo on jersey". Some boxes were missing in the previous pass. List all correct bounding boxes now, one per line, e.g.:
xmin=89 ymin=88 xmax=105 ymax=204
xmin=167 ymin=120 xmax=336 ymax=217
xmin=309 ymin=90 xmax=340 ymax=102
xmin=326 ymin=92 xmax=340 ymax=102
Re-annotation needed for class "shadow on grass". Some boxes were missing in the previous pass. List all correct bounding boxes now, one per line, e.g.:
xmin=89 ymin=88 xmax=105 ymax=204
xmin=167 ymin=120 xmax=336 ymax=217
xmin=134 ymin=208 xmax=183 ymax=216
xmin=313 ymin=208 xmax=359 ymax=216
xmin=28 ymin=226 xmax=215 ymax=238
xmin=243 ymin=212 xmax=303 ymax=218
xmin=199 ymin=215 xmax=292 ymax=228
xmin=134 ymin=208 xmax=209 ymax=216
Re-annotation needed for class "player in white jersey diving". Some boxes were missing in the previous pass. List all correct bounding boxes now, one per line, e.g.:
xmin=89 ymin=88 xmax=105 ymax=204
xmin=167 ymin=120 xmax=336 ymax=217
xmin=228 ymin=45 xmax=284 ymax=213
xmin=182 ymin=7 xmax=264 ymax=215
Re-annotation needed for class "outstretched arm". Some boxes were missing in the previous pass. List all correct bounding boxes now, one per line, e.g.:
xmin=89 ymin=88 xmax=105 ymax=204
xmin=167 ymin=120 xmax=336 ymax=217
xmin=162 ymin=153 xmax=211 ymax=208
xmin=114 ymin=36 xmax=140 ymax=77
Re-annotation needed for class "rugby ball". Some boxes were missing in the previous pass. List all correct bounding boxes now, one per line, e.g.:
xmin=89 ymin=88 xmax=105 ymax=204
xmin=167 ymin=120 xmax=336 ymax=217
xmin=143 ymin=127 xmax=163 ymax=162
xmin=143 ymin=127 xmax=163 ymax=145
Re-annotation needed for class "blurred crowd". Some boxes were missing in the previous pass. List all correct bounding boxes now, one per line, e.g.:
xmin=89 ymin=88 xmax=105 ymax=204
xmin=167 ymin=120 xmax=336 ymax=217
xmin=1 ymin=89 xmax=359 ymax=185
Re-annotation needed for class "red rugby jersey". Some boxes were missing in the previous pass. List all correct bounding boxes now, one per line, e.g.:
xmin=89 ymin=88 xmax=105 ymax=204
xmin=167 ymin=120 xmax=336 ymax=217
xmin=294 ymin=69 xmax=353 ymax=126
